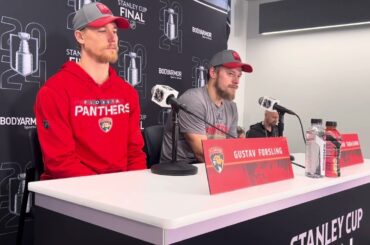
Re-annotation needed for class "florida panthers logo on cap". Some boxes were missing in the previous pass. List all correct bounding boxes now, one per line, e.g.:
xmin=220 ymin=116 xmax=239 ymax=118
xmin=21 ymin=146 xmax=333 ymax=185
xmin=96 ymin=3 xmax=113 ymax=15
xmin=209 ymin=147 xmax=224 ymax=173
xmin=99 ymin=117 xmax=113 ymax=133
xmin=232 ymin=51 xmax=241 ymax=62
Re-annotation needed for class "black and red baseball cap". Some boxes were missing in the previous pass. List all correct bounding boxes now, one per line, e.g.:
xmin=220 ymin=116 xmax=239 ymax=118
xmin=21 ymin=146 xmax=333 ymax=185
xmin=73 ymin=2 xmax=130 ymax=30
xmin=209 ymin=50 xmax=253 ymax=73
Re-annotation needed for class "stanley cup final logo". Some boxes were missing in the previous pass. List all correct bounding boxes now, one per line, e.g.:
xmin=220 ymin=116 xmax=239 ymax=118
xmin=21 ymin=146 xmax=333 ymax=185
xmin=9 ymin=32 xmax=39 ymax=77
xmin=164 ymin=8 xmax=178 ymax=41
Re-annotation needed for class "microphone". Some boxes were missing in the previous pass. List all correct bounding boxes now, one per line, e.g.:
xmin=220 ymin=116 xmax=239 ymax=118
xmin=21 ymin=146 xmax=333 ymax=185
xmin=150 ymin=84 xmax=198 ymax=176
xmin=258 ymin=96 xmax=296 ymax=115
xmin=151 ymin=85 xmax=236 ymax=138
xmin=151 ymin=84 xmax=187 ymax=110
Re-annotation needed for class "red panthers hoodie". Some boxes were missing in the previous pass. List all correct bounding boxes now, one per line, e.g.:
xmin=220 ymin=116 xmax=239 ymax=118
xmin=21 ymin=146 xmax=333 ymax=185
xmin=35 ymin=61 xmax=146 ymax=179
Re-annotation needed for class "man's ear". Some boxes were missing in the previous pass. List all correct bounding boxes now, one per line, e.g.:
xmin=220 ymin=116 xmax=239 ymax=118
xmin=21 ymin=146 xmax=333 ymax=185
xmin=74 ymin=30 xmax=84 ymax=46
xmin=209 ymin=66 xmax=218 ymax=79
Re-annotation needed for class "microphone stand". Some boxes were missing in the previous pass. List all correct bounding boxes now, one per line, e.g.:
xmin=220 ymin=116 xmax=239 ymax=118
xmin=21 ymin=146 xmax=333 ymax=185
xmin=151 ymin=104 xmax=198 ymax=176
xmin=278 ymin=111 xmax=305 ymax=167
xmin=278 ymin=112 xmax=285 ymax=137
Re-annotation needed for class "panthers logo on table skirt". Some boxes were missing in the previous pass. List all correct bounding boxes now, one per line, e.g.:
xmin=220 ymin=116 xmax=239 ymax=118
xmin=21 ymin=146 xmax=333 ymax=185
xmin=99 ymin=117 xmax=113 ymax=133
xmin=209 ymin=147 xmax=224 ymax=173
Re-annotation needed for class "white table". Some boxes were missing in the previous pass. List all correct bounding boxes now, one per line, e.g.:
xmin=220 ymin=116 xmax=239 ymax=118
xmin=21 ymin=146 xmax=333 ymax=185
xmin=29 ymin=154 xmax=370 ymax=244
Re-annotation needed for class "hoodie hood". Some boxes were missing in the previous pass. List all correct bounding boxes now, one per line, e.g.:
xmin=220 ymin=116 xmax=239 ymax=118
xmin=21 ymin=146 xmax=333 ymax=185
xmin=61 ymin=61 xmax=119 ymax=90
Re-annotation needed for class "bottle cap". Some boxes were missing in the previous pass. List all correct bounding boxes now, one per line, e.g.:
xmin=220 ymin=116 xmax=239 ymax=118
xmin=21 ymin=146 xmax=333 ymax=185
xmin=311 ymin=118 xmax=322 ymax=124
xmin=326 ymin=121 xmax=337 ymax=127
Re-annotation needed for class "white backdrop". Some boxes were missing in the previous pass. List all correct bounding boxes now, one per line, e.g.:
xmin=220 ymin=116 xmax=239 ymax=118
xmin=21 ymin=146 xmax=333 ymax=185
xmin=230 ymin=0 xmax=370 ymax=157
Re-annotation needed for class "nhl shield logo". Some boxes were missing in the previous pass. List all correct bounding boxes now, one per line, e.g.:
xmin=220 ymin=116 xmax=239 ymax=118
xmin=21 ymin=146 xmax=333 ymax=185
xmin=99 ymin=117 xmax=113 ymax=133
xmin=209 ymin=147 xmax=224 ymax=173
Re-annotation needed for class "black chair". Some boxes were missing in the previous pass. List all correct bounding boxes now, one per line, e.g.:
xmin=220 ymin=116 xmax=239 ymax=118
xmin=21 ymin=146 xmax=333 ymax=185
xmin=142 ymin=125 xmax=164 ymax=168
xmin=16 ymin=128 xmax=43 ymax=245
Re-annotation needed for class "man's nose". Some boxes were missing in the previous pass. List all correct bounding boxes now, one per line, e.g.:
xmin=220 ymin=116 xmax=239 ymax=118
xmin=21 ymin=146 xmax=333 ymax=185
xmin=107 ymin=30 xmax=117 ymax=42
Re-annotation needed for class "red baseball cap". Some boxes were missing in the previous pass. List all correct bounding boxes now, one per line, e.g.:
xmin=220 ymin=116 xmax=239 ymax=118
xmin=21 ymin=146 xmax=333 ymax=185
xmin=73 ymin=2 xmax=130 ymax=30
xmin=209 ymin=50 xmax=253 ymax=73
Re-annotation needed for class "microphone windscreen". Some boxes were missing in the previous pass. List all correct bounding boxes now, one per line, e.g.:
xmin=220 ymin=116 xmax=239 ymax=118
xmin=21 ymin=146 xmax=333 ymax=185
xmin=258 ymin=97 xmax=264 ymax=105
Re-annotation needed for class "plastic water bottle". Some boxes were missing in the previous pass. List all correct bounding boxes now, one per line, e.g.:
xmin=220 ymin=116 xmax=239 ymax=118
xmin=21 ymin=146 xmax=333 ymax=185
xmin=325 ymin=121 xmax=342 ymax=177
xmin=305 ymin=119 xmax=326 ymax=178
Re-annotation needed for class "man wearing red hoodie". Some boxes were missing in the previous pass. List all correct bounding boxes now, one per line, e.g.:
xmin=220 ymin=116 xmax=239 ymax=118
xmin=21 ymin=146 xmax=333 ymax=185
xmin=34 ymin=2 xmax=146 ymax=179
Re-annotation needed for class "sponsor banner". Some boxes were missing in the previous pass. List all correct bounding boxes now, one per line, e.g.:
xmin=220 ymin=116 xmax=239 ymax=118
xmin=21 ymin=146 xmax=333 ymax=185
xmin=0 ymin=0 xmax=228 ymax=241
xmin=340 ymin=133 xmax=364 ymax=167
xmin=202 ymin=137 xmax=293 ymax=195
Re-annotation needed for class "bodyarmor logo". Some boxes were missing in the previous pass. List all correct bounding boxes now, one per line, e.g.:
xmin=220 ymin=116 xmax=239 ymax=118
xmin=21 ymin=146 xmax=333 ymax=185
xmin=192 ymin=26 xmax=212 ymax=40
xmin=10 ymin=32 xmax=38 ymax=76
xmin=99 ymin=117 xmax=113 ymax=132
xmin=209 ymin=147 xmax=224 ymax=173
xmin=0 ymin=117 xmax=36 ymax=129
xmin=118 ymin=0 xmax=148 ymax=29
xmin=158 ymin=67 xmax=182 ymax=80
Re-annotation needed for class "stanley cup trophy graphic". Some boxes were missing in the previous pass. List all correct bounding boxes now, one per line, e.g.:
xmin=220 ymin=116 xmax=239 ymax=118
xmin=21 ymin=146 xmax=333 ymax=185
xmin=165 ymin=8 xmax=178 ymax=41
xmin=158 ymin=108 xmax=172 ymax=126
xmin=8 ymin=173 xmax=31 ymax=215
xmin=197 ymin=66 xmax=206 ymax=87
xmin=127 ymin=52 xmax=140 ymax=87
xmin=10 ymin=32 xmax=39 ymax=77
xmin=75 ymin=0 xmax=95 ymax=11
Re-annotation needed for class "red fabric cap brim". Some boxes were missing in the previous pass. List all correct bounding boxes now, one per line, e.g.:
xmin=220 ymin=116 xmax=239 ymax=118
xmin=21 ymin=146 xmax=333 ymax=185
xmin=223 ymin=62 xmax=253 ymax=73
xmin=88 ymin=16 xmax=130 ymax=29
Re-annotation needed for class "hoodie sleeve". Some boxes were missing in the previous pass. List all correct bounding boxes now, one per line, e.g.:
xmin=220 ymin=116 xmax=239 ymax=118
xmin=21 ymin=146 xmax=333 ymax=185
xmin=126 ymin=89 xmax=146 ymax=170
xmin=35 ymin=86 xmax=96 ymax=179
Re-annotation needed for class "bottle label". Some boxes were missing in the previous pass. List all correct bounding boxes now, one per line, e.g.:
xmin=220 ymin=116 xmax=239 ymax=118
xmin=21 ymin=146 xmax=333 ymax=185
xmin=314 ymin=135 xmax=326 ymax=176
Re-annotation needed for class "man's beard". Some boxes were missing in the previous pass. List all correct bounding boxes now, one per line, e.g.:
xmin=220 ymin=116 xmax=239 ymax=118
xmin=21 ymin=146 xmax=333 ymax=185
xmin=214 ymin=78 xmax=235 ymax=101
xmin=85 ymin=46 xmax=118 ymax=64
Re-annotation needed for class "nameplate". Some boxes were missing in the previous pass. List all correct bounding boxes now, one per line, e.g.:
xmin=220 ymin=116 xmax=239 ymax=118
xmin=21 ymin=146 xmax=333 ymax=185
xmin=202 ymin=137 xmax=293 ymax=195
xmin=340 ymin=133 xmax=364 ymax=167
